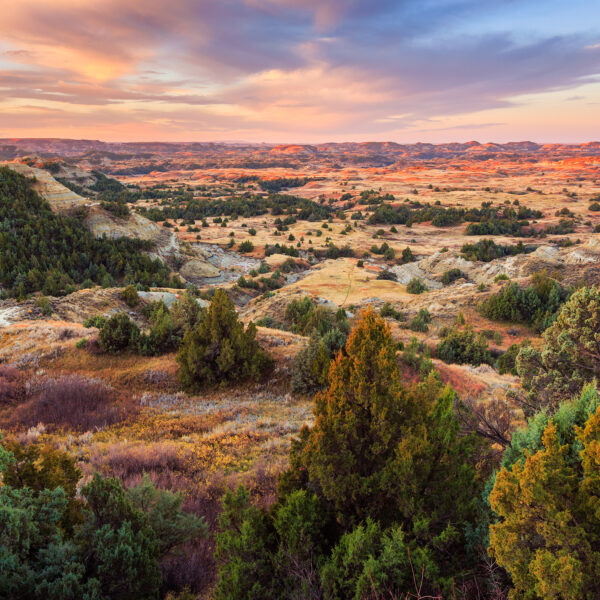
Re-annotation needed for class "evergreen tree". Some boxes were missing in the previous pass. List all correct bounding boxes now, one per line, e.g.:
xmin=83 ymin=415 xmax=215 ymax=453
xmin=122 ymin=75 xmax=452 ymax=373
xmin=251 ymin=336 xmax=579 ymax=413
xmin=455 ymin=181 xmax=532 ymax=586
xmin=215 ymin=487 xmax=278 ymax=600
xmin=489 ymin=384 xmax=600 ymax=599
xmin=295 ymin=309 xmax=477 ymax=537
xmin=177 ymin=289 xmax=273 ymax=389
xmin=98 ymin=313 xmax=140 ymax=354
xmin=436 ymin=324 xmax=493 ymax=366
xmin=517 ymin=285 xmax=600 ymax=410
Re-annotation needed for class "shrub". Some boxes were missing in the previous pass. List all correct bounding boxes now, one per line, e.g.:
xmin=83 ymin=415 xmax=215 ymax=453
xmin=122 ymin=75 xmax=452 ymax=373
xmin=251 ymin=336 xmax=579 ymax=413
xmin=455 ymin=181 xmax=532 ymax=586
xmin=401 ymin=337 xmax=434 ymax=375
xmin=460 ymin=239 xmax=531 ymax=262
xmin=238 ymin=240 xmax=254 ymax=253
xmin=323 ymin=243 xmax=354 ymax=259
xmin=291 ymin=334 xmax=332 ymax=395
xmin=321 ymin=520 xmax=433 ymax=600
xmin=137 ymin=302 xmax=178 ymax=356
xmin=489 ymin=385 xmax=600 ymax=599
xmin=498 ymin=341 xmax=528 ymax=375
xmin=516 ymin=285 xmax=600 ymax=409
xmin=480 ymin=272 xmax=571 ymax=332
xmin=170 ymin=291 xmax=203 ymax=335
xmin=237 ymin=276 xmax=260 ymax=290
xmin=177 ymin=289 xmax=273 ymax=389
xmin=34 ymin=295 xmax=52 ymax=316
xmin=441 ymin=268 xmax=464 ymax=285
xmin=286 ymin=298 xmax=349 ymax=394
xmin=408 ymin=308 xmax=431 ymax=332
xmin=436 ymin=325 xmax=493 ymax=366
xmin=84 ymin=315 xmax=107 ymax=329
xmin=282 ymin=309 xmax=478 ymax=592
xmin=217 ymin=311 xmax=480 ymax=600
xmin=0 ymin=365 xmax=24 ymax=405
xmin=284 ymin=297 xmax=348 ymax=338
xmin=380 ymin=302 xmax=405 ymax=321
xmin=406 ymin=277 xmax=427 ymax=294
xmin=98 ymin=313 xmax=140 ymax=354
xmin=279 ymin=258 xmax=299 ymax=273
xmin=376 ymin=269 xmax=397 ymax=281
xmin=400 ymin=246 xmax=414 ymax=263
xmin=589 ymin=202 xmax=600 ymax=211
xmin=248 ymin=228 xmax=257 ymax=236
xmin=121 ymin=284 xmax=140 ymax=307
xmin=258 ymin=262 xmax=270 ymax=274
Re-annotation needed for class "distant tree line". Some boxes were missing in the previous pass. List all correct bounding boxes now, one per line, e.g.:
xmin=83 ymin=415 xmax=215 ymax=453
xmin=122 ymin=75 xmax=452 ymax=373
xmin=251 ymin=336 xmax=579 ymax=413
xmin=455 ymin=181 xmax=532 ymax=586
xmin=138 ymin=193 xmax=331 ymax=222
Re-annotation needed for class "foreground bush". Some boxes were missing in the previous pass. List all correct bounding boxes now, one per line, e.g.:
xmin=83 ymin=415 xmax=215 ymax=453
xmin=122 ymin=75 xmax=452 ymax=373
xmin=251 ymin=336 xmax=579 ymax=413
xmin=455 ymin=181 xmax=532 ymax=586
xmin=489 ymin=384 xmax=600 ymax=599
xmin=0 ymin=438 xmax=206 ymax=600
xmin=177 ymin=289 xmax=272 ymax=389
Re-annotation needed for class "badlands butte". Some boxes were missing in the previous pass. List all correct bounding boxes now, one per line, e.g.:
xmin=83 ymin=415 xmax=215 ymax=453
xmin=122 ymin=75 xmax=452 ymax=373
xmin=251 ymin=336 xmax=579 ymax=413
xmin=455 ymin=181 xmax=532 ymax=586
xmin=1 ymin=139 xmax=600 ymax=590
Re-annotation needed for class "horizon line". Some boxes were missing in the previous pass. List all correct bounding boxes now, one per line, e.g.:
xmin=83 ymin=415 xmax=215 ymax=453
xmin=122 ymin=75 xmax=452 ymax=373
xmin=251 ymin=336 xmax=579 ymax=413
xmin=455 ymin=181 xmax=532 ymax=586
xmin=2 ymin=137 xmax=600 ymax=146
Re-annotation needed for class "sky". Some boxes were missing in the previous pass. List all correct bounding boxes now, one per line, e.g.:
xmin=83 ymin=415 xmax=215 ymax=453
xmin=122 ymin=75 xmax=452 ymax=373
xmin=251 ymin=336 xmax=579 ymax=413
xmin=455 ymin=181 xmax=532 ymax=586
xmin=0 ymin=0 xmax=599 ymax=143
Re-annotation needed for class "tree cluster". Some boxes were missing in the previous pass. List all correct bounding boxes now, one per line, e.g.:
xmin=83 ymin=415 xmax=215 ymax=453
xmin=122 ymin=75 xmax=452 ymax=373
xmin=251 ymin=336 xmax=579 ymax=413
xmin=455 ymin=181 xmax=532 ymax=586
xmin=0 ymin=167 xmax=177 ymax=298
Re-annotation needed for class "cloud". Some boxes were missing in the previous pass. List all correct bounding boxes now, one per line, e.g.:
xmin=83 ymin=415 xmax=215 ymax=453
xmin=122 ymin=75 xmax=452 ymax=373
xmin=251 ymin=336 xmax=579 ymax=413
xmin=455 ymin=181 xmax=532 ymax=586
xmin=0 ymin=0 xmax=598 ymax=141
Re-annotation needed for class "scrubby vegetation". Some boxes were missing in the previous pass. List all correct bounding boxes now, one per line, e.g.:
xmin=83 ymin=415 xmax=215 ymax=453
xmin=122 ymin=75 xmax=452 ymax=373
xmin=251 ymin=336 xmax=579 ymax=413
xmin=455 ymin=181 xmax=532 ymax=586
xmin=436 ymin=324 xmax=493 ymax=366
xmin=139 ymin=192 xmax=330 ymax=223
xmin=380 ymin=302 xmax=405 ymax=321
xmin=217 ymin=310 xmax=480 ymax=599
xmin=489 ymin=384 xmax=600 ymax=599
xmin=98 ymin=313 xmax=141 ymax=354
xmin=408 ymin=307 xmax=431 ymax=332
xmin=460 ymin=239 xmax=533 ymax=262
xmin=366 ymin=200 xmax=543 ymax=235
xmin=479 ymin=271 xmax=571 ymax=332
xmin=406 ymin=277 xmax=427 ymax=294
xmin=516 ymin=285 xmax=600 ymax=410
xmin=287 ymin=297 xmax=350 ymax=394
xmin=441 ymin=267 xmax=465 ymax=285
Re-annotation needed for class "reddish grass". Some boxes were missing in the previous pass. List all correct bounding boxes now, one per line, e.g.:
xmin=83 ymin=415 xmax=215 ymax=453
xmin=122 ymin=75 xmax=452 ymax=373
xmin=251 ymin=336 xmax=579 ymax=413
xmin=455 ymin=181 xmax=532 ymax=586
xmin=434 ymin=362 xmax=487 ymax=397
xmin=89 ymin=441 xmax=191 ymax=479
xmin=0 ymin=364 xmax=25 ymax=406
xmin=8 ymin=375 xmax=132 ymax=432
